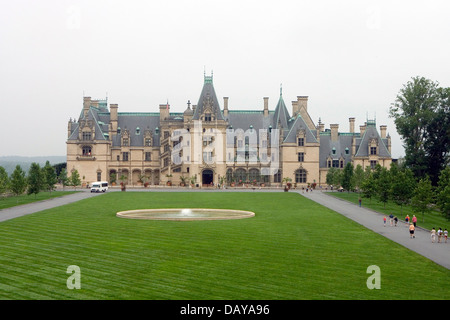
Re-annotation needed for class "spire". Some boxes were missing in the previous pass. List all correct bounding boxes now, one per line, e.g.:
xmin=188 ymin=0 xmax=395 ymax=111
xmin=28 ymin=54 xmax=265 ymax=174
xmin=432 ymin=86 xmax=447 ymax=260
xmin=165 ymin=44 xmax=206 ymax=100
xmin=193 ymin=71 xmax=225 ymax=121
xmin=273 ymin=90 xmax=290 ymax=130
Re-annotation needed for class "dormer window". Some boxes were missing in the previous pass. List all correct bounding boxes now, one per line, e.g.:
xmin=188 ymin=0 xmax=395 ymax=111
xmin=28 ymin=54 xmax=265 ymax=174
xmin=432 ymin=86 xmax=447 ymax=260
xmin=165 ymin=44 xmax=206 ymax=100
xmin=82 ymin=131 xmax=92 ymax=141
xmin=135 ymin=127 xmax=140 ymax=135
xmin=204 ymin=113 xmax=212 ymax=122
xmin=370 ymin=147 xmax=377 ymax=155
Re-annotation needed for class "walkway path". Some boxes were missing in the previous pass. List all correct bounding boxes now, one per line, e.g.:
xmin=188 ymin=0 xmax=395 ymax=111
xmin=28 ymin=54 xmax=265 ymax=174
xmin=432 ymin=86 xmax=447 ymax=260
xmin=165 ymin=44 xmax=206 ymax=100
xmin=0 ymin=191 xmax=101 ymax=223
xmin=299 ymin=190 xmax=450 ymax=270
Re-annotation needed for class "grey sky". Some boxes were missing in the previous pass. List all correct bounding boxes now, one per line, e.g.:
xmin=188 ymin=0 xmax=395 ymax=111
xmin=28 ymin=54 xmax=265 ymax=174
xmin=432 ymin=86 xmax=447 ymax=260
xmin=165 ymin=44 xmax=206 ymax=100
xmin=1 ymin=0 xmax=449 ymax=158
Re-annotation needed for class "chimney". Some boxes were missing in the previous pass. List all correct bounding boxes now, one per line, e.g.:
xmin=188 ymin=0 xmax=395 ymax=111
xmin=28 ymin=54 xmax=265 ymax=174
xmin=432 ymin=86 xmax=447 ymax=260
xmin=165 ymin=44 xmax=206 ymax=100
xmin=263 ymin=97 xmax=269 ymax=117
xmin=349 ymin=117 xmax=355 ymax=133
xmin=380 ymin=125 xmax=387 ymax=139
xmin=292 ymin=100 xmax=299 ymax=117
xmin=330 ymin=124 xmax=339 ymax=142
xmin=159 ymin=103 xmax=170 ymax=121
xmin=297 ymin=96 xmax=308 ymax=111
xmin=223 ymin=97 xmax=229 ymax=117
xmin=110 ymin=104 xmax=118 ymax=134
xmin=360 ymin=124 xmax=366 ymax=136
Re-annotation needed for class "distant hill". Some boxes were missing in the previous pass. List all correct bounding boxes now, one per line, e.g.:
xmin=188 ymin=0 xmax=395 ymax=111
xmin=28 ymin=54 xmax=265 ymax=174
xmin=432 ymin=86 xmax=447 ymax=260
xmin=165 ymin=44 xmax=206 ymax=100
xmin=0 ymin=156 xmax=66 ymax=175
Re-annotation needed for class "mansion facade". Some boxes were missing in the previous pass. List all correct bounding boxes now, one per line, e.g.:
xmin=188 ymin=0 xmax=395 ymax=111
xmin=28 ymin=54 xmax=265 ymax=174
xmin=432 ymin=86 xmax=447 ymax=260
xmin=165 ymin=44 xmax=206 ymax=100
xmin=66 ymin=74 xmax=392 ymax=187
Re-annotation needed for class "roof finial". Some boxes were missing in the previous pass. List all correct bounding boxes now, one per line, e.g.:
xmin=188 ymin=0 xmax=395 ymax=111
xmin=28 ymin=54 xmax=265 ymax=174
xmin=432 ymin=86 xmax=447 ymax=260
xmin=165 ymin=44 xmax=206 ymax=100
xmin=280 ymin=83 xmax=283 ymax=96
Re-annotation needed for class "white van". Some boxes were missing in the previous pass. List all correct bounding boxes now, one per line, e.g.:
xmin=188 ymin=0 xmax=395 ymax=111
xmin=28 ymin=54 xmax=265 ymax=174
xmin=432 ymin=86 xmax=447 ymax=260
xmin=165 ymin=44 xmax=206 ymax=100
xmin=90 ymin=181 xmax=109 ymax=193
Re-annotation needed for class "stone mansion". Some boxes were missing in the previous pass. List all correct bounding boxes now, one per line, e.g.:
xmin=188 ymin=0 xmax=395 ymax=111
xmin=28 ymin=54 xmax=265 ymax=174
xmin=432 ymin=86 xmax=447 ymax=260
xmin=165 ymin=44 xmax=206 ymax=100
xmin=66 ymin=74 xmax=392 ymax=187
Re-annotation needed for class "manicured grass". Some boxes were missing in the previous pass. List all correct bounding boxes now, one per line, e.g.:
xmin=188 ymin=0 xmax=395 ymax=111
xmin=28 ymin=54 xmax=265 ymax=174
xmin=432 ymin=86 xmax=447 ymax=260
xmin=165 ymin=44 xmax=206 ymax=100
xmin=328 ymin=191 xmax=450 ymax=231
xmin=0 ymin=191 xmax=78 ymax=210
xmin=0 ymin=192 xmax=448 ymax=300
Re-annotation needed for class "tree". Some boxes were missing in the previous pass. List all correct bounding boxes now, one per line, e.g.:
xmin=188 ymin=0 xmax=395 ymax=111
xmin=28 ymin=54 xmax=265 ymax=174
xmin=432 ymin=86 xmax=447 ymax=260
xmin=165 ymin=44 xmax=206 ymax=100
xmin=361 ymin=170 xmax=376 ymax=203
xmin=326 ymin=167 xmax=342 ymax=190
xmin=10 ymin=165 xmax=27 ymax=201
xmin=389 ymin=76 xmax=450 ymax=185
xmin=411 ymin=176 xmax=433 ymax=223
xmin=27 ymin=162 xmax=43 ymax=198
xmin=70 ymin=170 xmax=81 ymax=190
xmin=42 ymin=161 xmax=57 ymax=193
xmin=59 ymin=168 xmax=69 ymax=190
xmin=390 ymin=166 xmax=416 ymax=214
xmin=0 ymin=166 xmax=9 ymax=198
xmin=376 ymin=166 xmax=390 ymax=208
xmin=341 ymin=163 xmax=354 ymax=192
xmin=436 ymin=167 xmax=450 ymax=220
xmin=353 ymin=164 xmax=365 ymax=193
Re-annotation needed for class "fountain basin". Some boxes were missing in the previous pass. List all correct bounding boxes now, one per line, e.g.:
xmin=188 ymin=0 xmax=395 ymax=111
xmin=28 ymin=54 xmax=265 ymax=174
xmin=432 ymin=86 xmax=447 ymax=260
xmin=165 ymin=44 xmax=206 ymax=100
xmin=116 ymin=208 xmax=255 ymax=221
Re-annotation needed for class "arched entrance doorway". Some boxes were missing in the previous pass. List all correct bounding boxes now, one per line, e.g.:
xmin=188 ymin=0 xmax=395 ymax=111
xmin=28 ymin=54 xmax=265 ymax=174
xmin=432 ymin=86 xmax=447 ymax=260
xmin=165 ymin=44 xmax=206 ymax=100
xmin=202 ymin=169 xmax=214 ymax=186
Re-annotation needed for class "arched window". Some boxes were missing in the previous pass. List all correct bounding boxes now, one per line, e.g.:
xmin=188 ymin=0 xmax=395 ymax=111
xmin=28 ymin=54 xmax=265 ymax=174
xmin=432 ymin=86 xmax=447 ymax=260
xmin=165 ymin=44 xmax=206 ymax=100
xmin=234 ymin=168 xmax=247 ymax=183
xmin=248 ymin=168 xmax=260 ymax=182
xmin=226 ymin=169 xmax=233 ymax=183
xmin=82 ymin=146 xmax=92 ymax=156
xmin=295 ymin=169 xmax=307 ymax=183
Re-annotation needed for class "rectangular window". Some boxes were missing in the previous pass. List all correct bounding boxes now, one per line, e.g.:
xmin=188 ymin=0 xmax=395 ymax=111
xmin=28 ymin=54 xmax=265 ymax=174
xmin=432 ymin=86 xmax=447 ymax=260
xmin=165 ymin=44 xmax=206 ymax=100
xmin=145 ymin=152 xmax=151 ymax=161
xmin=122 ymin=138 xmax=129 ymax=146
xmin=370 ymin=160 xmax=377 ymax=169
xmin=97 ymin=172 xmax=101 ymax=181
xmin=82 ymin=132 xmax=91 ymax=141
xmin=145 ymin=138 xmax=152 ymax=147
xmin=332 ymin=160 xmax=339 ymax=168
xmin=163 ymin=157 xmax=169 ymax=167
xmin=298 ymin=152 xmax=305 ymax=162
xmin=298 ymin=137 xmax=304 ymax=146
xmin=164 ymin=131 xmax=170 ymax=139
xmin=205 ymin=113 xmax=211 ymax=121
xmin=123 ymin=152 xmax=129 ymax=161
xmin=370 ymin=147 xmax=377 ymax=155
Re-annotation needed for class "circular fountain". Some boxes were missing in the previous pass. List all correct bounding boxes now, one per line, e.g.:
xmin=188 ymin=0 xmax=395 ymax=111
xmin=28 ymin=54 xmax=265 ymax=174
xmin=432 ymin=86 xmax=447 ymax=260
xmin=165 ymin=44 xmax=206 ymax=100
xmin=116 ymin=208 xmax=255 ymax=221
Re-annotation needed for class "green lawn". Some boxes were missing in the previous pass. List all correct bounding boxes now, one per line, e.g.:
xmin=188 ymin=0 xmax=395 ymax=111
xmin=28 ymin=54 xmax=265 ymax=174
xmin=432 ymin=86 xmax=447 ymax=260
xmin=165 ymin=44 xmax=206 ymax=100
xmin=328 ymin=191 xmax=450 ymax=231
xmin=0 ymin=192 xmax=448 ymax=300
xmin=0 ymin=191 xmax=77 ymax=210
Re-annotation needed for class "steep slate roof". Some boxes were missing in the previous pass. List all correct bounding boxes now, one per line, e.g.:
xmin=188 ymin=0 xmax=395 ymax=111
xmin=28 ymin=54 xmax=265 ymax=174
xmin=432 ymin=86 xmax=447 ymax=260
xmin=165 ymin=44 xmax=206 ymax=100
xmin=111 ymin=113 xmax=161 ymax=147
xmin=284 ymin=114 xmax=319 ymax=144
xmin=319 ymin=133 xmax=354 ymax=168
xmin=192 ymin=74 xmax=226 ymax=122
xmin=354 ymin=122 xmax=391 ymax=158
xmin=272 ymin=94 xmax=290 ymax=130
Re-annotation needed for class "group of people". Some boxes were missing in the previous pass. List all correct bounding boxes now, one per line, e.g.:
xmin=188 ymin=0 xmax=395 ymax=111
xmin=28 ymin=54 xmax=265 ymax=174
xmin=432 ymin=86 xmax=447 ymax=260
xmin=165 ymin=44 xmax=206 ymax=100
xmin=430 ymin=227 xmax=448 ymax=243
xmin=383 ymin=214 xmax=418 ymax=239
xmin=383 ymin=213 xmax=448 ymax=243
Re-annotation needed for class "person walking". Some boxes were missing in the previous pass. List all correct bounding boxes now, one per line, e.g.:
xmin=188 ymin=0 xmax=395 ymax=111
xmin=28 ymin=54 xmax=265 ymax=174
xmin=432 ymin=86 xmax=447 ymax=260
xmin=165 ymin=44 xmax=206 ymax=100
xmin=412 ymin=215 xmax=417 ymax=227
xmin=358 ymin=197 xmax=362 ymax=207
xmin=431 ymin=228 xmax=436 ymax=243
xmin=405 ymin=214 xmax=410 ymax=225
xmin=409 ymin=223 xmax=415 ymax=239
xmin=389 ymin=213 xmax=394 ymax=226
xmin=437 ymin=228 xmax=443 ymax=243
xmin=384 ymin=216 xmax=387 ymax=227
xmin=444 ymin=229 xmax=448 ymax=243
xmin=394 ymin=216 xmax=398 ymax=227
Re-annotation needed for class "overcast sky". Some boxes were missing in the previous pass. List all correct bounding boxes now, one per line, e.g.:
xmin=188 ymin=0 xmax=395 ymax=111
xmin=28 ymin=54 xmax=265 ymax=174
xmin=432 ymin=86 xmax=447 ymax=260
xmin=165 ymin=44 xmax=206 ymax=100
xmin=1 ymin=0 xmax=449 ymax=158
